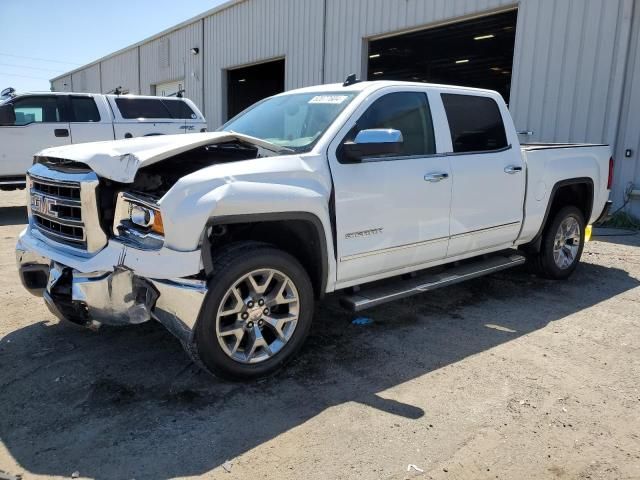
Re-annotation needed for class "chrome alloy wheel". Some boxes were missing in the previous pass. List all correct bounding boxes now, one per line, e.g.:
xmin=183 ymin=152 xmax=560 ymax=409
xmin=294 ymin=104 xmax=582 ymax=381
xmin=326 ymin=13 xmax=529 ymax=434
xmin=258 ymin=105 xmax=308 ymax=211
xmin=215 ymin=269 xmax=300 ymax=364
xmin=553 ymin=216 xmax=581 ymax=269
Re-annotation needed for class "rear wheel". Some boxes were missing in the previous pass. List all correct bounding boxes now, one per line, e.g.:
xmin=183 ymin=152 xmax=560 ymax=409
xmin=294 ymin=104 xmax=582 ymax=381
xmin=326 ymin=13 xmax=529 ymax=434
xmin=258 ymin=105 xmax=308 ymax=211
xmin=189 ymin=242 xmax=314 ymax=380
xmin=533 ymin=206 xmax=585 ymax=279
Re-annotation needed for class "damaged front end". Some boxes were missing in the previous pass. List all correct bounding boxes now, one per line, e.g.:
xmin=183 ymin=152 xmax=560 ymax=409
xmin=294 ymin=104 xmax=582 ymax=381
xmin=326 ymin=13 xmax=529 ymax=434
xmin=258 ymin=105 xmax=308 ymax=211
xmin=17 ymin=132 xmax=289 ymax=342
xmin=17 ymin=241 xmax=207 ymax=342
xmin=44 ymin=265 xmax=157 ymax=328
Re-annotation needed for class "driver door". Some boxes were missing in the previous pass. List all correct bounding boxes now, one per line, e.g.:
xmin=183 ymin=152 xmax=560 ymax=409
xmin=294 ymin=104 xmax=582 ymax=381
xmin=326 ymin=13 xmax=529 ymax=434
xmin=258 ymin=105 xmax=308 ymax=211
xmin=328 ymin=90 xmax=452 ymax=286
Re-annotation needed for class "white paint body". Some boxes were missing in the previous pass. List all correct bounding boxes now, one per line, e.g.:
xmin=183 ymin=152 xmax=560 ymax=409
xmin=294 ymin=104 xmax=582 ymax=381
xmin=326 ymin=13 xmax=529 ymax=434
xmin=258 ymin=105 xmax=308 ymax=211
xmin=0 ymin=92 xmax=206 ymax=178
xmin=21 ymin=81 xmax=612 ymax=294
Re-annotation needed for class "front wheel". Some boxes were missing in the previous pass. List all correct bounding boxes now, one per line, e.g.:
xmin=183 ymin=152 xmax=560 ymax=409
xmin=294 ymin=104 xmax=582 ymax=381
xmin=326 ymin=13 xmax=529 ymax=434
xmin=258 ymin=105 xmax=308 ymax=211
xmin=190 ymin=243 xmax=314 ymax=380
xmin=533 ymin=205 xmax=586 ymax=279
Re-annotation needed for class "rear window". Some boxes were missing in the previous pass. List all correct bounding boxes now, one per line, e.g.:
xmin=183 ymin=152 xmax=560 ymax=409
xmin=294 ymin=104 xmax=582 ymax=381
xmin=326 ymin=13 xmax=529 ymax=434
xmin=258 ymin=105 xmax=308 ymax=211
xmin=71 ymin=96 xmax=100 ymax=122
xmin=115 ymin=98 xmax=171 ymax=119
xmin=115 ymin=97 xmax=198 ymax=120
xmin=441 ymin=94 xmax=508 ymax=153
xmin=162 ymin=99 xmax=197 ymax=119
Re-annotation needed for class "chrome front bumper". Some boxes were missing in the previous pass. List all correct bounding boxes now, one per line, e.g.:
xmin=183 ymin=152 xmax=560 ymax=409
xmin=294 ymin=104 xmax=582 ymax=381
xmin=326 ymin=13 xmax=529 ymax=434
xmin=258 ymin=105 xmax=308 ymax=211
xmin=16 ymin=231 xmax=207 ymax=343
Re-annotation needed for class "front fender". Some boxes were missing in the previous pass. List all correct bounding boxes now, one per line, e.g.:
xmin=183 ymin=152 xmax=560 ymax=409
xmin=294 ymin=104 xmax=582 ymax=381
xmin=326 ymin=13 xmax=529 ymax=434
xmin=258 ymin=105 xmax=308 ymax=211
xmin=161 ymin=180 xmax=332 ymax=250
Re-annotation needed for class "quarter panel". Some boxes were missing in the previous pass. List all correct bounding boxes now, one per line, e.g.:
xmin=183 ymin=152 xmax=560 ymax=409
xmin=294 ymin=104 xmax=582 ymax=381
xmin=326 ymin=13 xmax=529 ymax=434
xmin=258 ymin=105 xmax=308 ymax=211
xmin=518 ymin=145 xmax=610 ymax=243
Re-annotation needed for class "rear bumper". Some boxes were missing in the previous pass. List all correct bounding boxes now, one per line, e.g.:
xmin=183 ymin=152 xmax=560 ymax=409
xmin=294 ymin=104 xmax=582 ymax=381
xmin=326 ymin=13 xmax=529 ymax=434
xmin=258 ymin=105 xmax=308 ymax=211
xmin=16 ymin=229 xmax=207 ymax=342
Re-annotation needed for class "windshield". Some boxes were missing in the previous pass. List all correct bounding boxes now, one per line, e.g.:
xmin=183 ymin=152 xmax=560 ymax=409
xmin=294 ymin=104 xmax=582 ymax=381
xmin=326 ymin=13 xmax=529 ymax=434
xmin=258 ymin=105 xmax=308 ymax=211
xmin=220 ymin=92 xmax=358 ymax=152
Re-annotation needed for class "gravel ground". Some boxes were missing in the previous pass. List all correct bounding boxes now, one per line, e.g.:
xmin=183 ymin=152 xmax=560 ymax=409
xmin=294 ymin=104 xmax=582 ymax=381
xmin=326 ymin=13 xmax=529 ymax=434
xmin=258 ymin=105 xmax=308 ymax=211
xmin=0 ymin=189 xmax=639 ymax=480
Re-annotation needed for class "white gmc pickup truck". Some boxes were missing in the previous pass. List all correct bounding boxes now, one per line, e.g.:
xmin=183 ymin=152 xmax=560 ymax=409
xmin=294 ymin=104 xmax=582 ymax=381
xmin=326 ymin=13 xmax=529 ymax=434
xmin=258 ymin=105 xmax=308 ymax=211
xmin=16 ymin=79 xmax=613 ymax=380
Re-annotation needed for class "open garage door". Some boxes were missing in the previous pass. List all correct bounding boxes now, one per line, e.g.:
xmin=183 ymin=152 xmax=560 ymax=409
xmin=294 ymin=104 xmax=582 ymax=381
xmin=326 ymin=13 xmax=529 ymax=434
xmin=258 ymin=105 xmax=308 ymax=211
xmin=368 ymin=10 xmax=518 ymax=102
xmin=227 ymin=59 xmax=285 ymax=120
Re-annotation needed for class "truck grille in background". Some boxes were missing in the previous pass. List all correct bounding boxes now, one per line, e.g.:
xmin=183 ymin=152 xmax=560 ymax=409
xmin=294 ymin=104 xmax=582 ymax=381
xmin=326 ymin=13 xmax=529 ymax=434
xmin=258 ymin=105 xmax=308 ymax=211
xmin=30 ymin=176 xmax=86 ymax=248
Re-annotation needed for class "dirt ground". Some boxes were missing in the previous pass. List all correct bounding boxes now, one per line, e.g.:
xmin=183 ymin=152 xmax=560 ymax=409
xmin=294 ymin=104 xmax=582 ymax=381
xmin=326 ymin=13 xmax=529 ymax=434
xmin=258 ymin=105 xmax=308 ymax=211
xmin=0 ymin=189 xmax=639 ymax=480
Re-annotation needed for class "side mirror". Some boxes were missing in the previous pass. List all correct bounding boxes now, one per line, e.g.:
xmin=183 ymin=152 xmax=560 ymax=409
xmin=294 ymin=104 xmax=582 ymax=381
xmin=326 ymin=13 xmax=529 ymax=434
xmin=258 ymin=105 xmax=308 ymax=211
xmin=0 ymin=104 xmax=15 ymax=126
xmin=342 ymin=128 xmax=403 ymax=162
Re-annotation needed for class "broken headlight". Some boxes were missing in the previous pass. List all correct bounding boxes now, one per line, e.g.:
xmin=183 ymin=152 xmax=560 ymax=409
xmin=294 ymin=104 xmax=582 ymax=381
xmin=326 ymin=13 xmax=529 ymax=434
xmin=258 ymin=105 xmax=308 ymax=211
xmin=113 ymin=192 xmax=164 ymax=249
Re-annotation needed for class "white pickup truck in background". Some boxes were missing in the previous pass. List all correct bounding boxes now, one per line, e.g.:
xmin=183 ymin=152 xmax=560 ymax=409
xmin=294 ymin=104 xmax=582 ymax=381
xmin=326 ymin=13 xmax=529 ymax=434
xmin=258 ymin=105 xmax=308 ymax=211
xmin=16 ymin=79 xmax=613 ymax=380
xmin=0 ymin=91 xmax=206 ymax=189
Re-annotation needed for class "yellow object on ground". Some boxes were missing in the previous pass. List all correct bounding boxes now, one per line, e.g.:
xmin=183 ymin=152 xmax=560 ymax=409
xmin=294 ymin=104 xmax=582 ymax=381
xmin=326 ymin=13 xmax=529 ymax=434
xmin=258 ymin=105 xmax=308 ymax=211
xmin=585 ymin=224 xmax=593 ymax=242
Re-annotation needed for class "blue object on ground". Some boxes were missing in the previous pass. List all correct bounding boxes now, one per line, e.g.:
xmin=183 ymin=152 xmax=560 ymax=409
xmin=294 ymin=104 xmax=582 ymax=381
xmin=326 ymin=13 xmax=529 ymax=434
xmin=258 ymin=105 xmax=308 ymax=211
xmin=352 ymin=317 xmax=373 ymax=326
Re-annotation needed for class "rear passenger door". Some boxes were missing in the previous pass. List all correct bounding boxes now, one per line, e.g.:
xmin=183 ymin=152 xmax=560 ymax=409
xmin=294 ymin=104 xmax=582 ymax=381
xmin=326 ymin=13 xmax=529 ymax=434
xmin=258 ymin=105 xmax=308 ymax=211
xmin=441 ymin=93 xmax=525 ymax=257
xmin=67 ymin=95 xmax=114 ymax=144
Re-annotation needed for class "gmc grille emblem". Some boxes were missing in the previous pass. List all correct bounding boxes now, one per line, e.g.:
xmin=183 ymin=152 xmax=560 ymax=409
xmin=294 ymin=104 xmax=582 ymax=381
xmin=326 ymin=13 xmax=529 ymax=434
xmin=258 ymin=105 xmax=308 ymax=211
xmin=31 ymin=194 xmax=58 ymax=218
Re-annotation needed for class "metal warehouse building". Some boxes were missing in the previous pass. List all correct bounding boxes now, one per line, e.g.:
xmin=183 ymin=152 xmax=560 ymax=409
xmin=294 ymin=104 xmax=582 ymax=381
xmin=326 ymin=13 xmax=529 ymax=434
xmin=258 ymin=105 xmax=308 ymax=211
xmin=51 ymin=0 xmax=640 ymax=214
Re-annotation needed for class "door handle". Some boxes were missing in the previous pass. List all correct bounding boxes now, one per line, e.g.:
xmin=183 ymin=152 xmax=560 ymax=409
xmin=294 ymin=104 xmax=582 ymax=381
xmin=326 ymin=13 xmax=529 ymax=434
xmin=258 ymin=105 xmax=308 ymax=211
xmin=504 ymin=165 xmax=523 ymax=174
xmin=54 ymin=129 xmax=69 ymax=138
xmin=424 ymin=172 xmax=449 ymax=182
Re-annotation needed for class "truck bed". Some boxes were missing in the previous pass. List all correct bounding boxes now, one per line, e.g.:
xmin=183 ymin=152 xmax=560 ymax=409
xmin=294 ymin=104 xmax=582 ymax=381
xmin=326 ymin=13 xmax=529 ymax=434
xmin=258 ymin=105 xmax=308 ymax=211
xmin=518 ymin=143 xmax=611 ymax=243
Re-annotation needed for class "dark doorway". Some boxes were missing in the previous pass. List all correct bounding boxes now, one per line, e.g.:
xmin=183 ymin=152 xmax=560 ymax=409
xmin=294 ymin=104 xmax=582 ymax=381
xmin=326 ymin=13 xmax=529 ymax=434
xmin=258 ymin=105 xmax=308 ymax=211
xmin=227 ymin=59 xmax=285 ymax=120
xmin=367 ymin=10 xmax=518 ymax=102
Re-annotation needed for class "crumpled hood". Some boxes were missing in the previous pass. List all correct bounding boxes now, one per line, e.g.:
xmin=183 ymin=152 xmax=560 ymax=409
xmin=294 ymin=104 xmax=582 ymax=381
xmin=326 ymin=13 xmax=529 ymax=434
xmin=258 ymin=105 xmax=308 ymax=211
xmin=35 ymin=132 xmax=286 ymax=183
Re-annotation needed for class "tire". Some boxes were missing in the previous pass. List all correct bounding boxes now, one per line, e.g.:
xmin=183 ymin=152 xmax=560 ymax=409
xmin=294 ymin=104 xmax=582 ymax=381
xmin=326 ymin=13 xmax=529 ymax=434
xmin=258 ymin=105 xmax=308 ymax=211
xmin=189 ymin=242 xmax=314 ymax=380
xmin=533 ymin=205 xmax=586 ymax=280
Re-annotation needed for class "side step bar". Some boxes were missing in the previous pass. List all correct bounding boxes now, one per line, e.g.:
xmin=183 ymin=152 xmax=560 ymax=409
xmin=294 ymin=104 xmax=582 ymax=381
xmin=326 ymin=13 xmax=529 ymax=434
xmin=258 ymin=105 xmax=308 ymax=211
xmin=0 ymin=177 xmax=26 ymax=189
xmin=0 ymin=180 xmax=26 ymax=186
xmin=340 ymin=251 xmax=526 ymax=312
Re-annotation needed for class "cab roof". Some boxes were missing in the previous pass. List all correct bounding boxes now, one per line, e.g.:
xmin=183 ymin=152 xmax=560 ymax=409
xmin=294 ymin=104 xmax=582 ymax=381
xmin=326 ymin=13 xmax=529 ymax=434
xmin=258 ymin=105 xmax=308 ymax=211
xmin=280 ymin=80 xmax=499 ymax=97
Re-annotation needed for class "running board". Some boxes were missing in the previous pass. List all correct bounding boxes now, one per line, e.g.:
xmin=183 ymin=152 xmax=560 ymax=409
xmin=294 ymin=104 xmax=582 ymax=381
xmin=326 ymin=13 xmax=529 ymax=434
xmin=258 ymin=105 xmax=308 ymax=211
xmin=0 ymin=180 xmax=25 ymax=186
xmin=340 ymin=251 xmax=526 ymax=312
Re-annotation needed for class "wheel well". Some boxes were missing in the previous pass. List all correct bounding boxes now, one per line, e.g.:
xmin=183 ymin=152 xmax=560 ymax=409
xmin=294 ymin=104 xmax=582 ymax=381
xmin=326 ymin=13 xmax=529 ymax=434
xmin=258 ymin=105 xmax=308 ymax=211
xmin=547 ymin=182 xmax=593 ymax=225
xmin=522 ymin=180 xmax=593 ymax=253
xmin=205 ymin=217 xmax=327 ymax=298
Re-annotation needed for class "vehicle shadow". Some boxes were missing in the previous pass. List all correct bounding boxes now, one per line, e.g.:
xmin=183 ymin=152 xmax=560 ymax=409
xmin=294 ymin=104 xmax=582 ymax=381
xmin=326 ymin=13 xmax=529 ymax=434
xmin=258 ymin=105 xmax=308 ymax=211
xmin=0 ymin=261 xmax=637 ymax=479
xmin=0 ymin=206 xmax=27 ymax=226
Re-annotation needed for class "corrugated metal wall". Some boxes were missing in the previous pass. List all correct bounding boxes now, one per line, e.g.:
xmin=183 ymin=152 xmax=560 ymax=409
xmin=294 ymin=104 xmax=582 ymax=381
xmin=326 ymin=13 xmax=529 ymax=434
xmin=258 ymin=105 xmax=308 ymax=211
xmin=510 ymin=0 xmax=633 ymax=146
xmin=203 ymin=0 xmax=324 ymax=126
xmin=70 ymin=63 xmax=101 ymax=93
xmin=100 ymin=48 xmax=140 ymax=94
xmin=139 ymin=21 xmax=204 ymax=112
xmin=612 ymin=0 xmax=640 ymax=214
xmin=50 ymin=75 xmax=72 ymax=92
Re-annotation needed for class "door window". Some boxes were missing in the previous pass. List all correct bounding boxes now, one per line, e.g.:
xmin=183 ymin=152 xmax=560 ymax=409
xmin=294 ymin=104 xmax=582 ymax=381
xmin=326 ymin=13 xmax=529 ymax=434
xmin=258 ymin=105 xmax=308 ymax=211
xmin=12 ymin=96 xmax=62 ymax=125
xmin=441 ymin=94 xmax=508 ymax=153
xmin=70 ymin=96 xmax=100 ymax=122
xmin=352 ymin=92 xmax=436 ymax=157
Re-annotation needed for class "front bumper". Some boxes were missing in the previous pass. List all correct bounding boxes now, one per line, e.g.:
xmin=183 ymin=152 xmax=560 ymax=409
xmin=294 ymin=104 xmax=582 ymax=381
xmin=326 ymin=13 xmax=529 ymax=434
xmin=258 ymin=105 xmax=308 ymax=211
xmin=16 ymin=229 xmax=207 ymax=342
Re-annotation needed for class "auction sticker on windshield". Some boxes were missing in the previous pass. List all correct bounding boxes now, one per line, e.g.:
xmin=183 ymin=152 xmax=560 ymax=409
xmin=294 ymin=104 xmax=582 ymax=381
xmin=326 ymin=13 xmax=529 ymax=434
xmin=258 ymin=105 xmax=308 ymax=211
xmin=308 ymin=95 xmax=350 ymax=104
